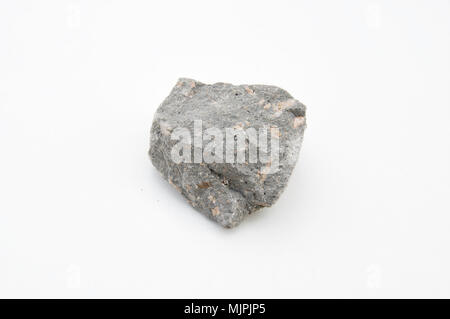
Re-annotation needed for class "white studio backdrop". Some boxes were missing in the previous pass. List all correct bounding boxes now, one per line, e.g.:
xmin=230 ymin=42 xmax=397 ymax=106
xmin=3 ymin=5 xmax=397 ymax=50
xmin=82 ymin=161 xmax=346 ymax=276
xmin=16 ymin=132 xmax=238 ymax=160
xmin=0 ymin=0 xmax=449 ymax=298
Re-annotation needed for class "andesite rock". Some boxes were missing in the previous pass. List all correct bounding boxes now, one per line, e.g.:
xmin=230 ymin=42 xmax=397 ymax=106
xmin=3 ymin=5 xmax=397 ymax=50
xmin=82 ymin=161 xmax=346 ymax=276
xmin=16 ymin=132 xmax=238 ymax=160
xmin=149 ymin=78 xmax=306 ymax=228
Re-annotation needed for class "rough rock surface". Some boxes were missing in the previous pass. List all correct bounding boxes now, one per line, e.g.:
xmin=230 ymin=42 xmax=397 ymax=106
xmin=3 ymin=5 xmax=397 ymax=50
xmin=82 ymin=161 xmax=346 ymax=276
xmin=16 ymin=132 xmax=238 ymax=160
xmin=149 ymin=78 xmax=306 ymax=228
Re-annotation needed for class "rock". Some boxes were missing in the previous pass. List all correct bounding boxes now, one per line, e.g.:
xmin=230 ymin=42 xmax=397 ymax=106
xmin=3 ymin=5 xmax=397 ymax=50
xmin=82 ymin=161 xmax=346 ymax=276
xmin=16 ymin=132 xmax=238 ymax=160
xmin=149 ymin=78 xmax=306 ymax=228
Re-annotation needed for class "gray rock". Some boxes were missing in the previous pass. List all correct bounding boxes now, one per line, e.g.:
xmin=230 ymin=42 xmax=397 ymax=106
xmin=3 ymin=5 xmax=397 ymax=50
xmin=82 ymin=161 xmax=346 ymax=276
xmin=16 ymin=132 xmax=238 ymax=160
xmin=149 ymin=78 xmax=306 ymax=228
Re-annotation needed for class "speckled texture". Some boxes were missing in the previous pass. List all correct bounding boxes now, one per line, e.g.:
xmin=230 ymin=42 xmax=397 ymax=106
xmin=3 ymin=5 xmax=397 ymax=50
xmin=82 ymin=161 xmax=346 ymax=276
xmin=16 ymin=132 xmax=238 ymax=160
xmin=149 ymin=78 xmax=306 ymax=228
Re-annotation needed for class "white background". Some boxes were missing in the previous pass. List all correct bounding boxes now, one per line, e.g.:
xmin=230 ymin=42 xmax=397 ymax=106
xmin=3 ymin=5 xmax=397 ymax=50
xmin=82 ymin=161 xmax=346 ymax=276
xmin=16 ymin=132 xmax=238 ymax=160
xmin=0 ymin=0 xmax=449 ymax=298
